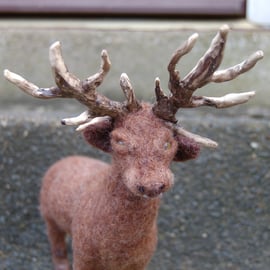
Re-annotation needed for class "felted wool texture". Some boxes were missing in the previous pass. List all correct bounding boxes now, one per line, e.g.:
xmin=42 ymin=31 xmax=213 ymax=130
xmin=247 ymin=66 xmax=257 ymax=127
xmin=83 ymin=117 xmax=113 ymax=153
xmin=40 ymin=103 xmax=201 ymax=270
xmin=40 ymin=156 xmax=159 ymax=270
xmin=173 ymin=134 xmax=200 ymax=161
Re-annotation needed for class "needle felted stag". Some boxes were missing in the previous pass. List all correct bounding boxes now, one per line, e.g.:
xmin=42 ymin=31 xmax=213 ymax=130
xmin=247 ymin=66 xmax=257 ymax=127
xmin=4 ymin=25 xmax=263 ymax=270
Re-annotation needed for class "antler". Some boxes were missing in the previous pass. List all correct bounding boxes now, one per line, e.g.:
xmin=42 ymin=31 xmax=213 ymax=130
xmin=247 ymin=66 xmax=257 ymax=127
xmin=4 ymin=41 xmax=141 ymax=127
xmin=153 ymin=25 xmax=264 ymax=124
xmin=152 ymin=25 xmax=263 ymax=148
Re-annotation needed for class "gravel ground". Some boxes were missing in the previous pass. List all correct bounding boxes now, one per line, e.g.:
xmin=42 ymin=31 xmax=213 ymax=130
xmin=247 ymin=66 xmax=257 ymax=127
xmin=0 ymin=108 xmax=270 ymax=270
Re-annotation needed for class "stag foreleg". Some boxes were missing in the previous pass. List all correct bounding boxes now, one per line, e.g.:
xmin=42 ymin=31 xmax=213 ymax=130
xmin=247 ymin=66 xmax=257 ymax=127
xmin=45 ymin=218 xmax=70 ymax=270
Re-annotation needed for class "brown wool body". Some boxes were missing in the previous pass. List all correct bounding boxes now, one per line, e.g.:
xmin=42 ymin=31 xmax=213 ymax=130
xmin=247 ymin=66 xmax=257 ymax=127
xmin=40 ymin=104 xmax=199 ymax=270
xmin=4 ymin=25 xmax=263 ymax=270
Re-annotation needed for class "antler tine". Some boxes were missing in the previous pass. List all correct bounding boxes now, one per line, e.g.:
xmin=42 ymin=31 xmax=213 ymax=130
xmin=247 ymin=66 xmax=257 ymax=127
xmin=49 ymin=41 xmax=81 ymax=92
xmin=3 ymin=42 xmax=77 ymax=99
xmin=168 ymin=33 xmax=199 ymax=92
xmin=153 ymin=77 xmax=178 ymax=122
xmin=61 ymin=110 xmax=91 ymax=126
xmin=120 ymin=73 xmax=141 ymax=112
xmin=181 ymin=24 xmax=229 ymax=91
xmin=168 ymin=33 xmax=199 ymax=74
xmin=211 ymin=50 xmax=264 ymax=83
xmin=3 ymin=69 xmax=63 ymax=98
xmin=4 ymin=69 xmax=38 ymax=95
xmin=100 ymin=49 xmax=111 ymax=73
xmin=192 ymin=91 xmax=256 ymax=108
xmin=155 ymin=78 xmax=167 ymax=101
xmin=82 ymin=49 xmax=111 ymax=92
xmin=166 ymin=122 xmax=218 ymax=148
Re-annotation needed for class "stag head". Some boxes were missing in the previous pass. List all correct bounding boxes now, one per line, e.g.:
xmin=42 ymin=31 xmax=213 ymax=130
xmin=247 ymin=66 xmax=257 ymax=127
xmin=4 ymin=25 xmax=263 ymax=162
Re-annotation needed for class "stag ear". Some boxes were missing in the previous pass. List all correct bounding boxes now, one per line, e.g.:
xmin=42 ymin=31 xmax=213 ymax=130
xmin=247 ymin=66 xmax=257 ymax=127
xmin=173 ymin=133 xmax=200 ymax=162
xmin=82 ymin=117 xmax=114 ymax=153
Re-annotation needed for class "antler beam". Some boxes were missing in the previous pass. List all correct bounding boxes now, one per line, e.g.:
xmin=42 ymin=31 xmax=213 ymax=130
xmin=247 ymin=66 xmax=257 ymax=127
xmin=4 ymin=41 xmax=141 ymax=126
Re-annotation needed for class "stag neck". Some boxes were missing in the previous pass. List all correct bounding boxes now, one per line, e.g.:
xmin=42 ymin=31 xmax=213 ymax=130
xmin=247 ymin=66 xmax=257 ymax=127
xmin=103 ymin=169 xmax=160 ymax=247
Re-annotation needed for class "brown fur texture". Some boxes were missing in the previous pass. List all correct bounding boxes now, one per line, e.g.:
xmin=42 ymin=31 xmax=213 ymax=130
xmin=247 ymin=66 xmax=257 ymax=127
xmin=40 ymin=103 xmax=200 ymax=270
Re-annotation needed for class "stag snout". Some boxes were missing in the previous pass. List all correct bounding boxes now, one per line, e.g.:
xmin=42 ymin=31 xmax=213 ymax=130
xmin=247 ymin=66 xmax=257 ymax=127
xmin=137 ymin=182 xmax=167 ymax=198
xmin=124 ymin=166 xmax=174 ymax=198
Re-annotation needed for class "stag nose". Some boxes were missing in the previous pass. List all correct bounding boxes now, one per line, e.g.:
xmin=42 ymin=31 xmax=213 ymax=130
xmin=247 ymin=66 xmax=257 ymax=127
xmin=137 ymin=183 xmax=166 ymax=198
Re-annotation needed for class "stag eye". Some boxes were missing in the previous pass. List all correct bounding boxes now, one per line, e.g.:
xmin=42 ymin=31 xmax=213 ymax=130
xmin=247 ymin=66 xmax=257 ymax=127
xmin=116 ymin=140 xmax=125 ymax=146
xmin=111 ymin=130 xmax=132 ymax=154
xmin=112 ymin=136 xmax=129 ymax=152
xmin=113 ymin=136 xmax=126 ymax=146
xmin=164 ymin=141 xmax=172 ymax=150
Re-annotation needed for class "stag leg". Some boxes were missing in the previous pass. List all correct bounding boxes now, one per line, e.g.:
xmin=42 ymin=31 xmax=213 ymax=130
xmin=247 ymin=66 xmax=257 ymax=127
xmin=45 ymin=218 xmax=70 ymax=270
